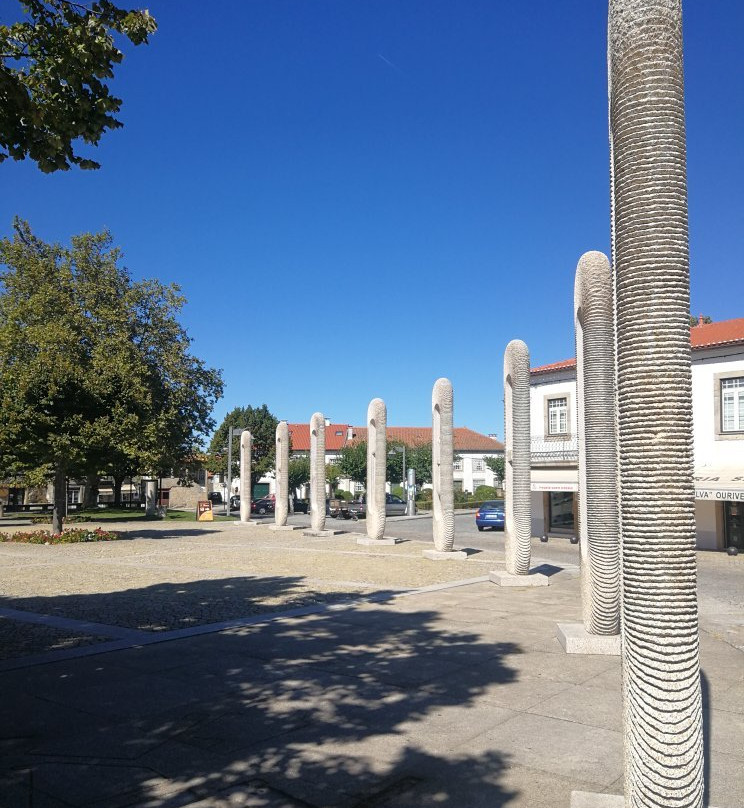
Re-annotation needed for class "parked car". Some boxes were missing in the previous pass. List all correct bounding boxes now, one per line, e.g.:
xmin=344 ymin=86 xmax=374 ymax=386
xmin=229 ymin=494 xmax=240 ymax=511
xmin=251 ymin=497 xmax=275 ymax=515
xmin=208 ymin=491 xmax=222 ymax=504
xmin=292 ymin=498 xmax=309 ymax=514
xmin=347 ymin=493 xmax=407 ymax=518
xmin=475 ymin=500 xmax=505 ymax=531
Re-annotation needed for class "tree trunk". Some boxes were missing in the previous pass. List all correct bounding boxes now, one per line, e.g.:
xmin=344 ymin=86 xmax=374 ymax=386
xmin=113 ymin=474 xmax=125 ymax=508
xmin=610 ymin=1 xmax=703 ymax=805
xmin=52 ymin=465 xmax=66 ymax=534
xmin=83 ymin=473 xmax=100 ymax=510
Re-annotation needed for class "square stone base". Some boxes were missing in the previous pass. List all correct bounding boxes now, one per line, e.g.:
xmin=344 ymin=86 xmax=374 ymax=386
xmin=557 ymin=623 xmax=621 ymax=656
xmin=303 ymin=529 xmax=343 ymax=537
xmin=233 ymin=520 xmax=260 ymax=526
xmin=489 ymin=569 xmax=549 ymax=586
xmin=423 ymin=549 xmax=468 ymax=561
xmin=571 ymin=792 xmax=718 ymax=807
xmin=268 ymin=524 xmax=302 ymax=532
xmin=356 ymin=536 xmax=396 ymax=546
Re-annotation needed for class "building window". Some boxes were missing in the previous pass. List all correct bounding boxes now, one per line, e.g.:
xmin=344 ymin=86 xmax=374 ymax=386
xmin=453 ymin=459 xmax=463 ymax=472
xmin=549 ymin=492 xmax=574 ymax=532
xmin=473 ymin=478 xmax=486 ymax=491
xmin=721 ymin=378 xmax=744 ymax=432
xmin=453 ymin=480 xmax=463 ymax=492
xmin=472 ymin=459 xmax=484 ymax=472
xmin=548 ymin=397 xmax=568 ymax=435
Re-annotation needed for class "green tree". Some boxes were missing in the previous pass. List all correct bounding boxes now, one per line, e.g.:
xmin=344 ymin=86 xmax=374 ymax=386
xmin=1 ymin=1 xmax=157 ymax=172
xmin=325 ymin=462 xmax=341 ymax=498
xmin=406 ymin=442 xmax=433 ymax=487
xmin=485 ymin=455 xmax=505 ymax=485
xmin=288 ymin=455 xmax=310 ymax=496
xmin=0 ymin=219 xmax=222 ymax=531
xmin=337 ymin=440 xmax=367 ymax=486
xmin=209 ymin=405 xmax=279 ymax=497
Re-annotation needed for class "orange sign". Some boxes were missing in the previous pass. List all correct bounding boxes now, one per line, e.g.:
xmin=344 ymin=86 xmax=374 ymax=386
xmin=197 ymin=500 xmax=214 ymax=521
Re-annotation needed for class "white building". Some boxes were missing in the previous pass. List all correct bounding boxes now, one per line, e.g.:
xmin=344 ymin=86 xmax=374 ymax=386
xmin=529 ymin=317 xmax=744 ymax=552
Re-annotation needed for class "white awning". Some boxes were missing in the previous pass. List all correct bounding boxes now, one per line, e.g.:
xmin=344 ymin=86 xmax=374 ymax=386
xmin=694 ymin=469 xmax=744 ymax=502
xmin=531 ymin=468 xmax=579 ymax=493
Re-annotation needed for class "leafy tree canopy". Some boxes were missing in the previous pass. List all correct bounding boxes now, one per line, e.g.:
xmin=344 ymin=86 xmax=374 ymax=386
xmin=288 ymin=455 xmax=310 ymax=494
xmin=485 ymin=455 xmax=505 ymax=483
xmin=1 ymin=0 xmax=157 ymax=172
xmin=0 ymin=218 xmax=223 ymax=529
xmin=208 ymin=405 xmax=279 ymax=489
xmin=337 ymin=439 xmax=431 ymax=489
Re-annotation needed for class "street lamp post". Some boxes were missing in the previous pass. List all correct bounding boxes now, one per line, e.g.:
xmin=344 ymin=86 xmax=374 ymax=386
xmin=225 ymin=426 xmax=245 ymax=515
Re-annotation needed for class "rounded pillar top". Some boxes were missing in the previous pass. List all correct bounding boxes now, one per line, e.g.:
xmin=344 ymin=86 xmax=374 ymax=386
xmin=432 ymin=377 xmax=453 ymax=406
xmin=240 ymin=430 xmax=252 ymax=449
xmin=276 ymin=420 xmax=289 ymax=443
xmin=310 ymin=412 xmax=324 ymax=431
xmin=504 ymin=340 xmax=530 ymax=384
xmin=574 ymin=251 xmax=612 ymax=318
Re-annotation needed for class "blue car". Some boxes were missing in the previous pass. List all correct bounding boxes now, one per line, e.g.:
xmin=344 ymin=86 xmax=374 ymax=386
xmin=476 ymin=500 xmax=505 ymax=531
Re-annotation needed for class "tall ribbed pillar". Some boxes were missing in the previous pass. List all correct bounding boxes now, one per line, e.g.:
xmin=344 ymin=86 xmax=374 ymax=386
xmin=309 ymin=413 xmax=326 ymax=532
xmin=557 ymin=252 xmax=621 ymax=654
xmin=491 ymin=340 xmax=548 ymax=586
xmin=610 ymin=1 xmax=703 ymax=805
xmin=366 ymin=398 xmax=387 ymax=542
xmin=431 ymin=378 xmax=455 ymax=552
xmin=275 ymin=421 xmax=289 ymax=526
xmin=239 ymin=431 xmax=252 ymax=523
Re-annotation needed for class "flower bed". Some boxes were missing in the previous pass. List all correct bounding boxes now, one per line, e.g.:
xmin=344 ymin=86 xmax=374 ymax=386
xmin=0 ymin=527 xmax=120 ymax=544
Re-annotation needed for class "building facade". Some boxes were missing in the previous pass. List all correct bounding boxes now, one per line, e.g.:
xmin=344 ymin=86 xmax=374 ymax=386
xmin=529 ymin=318 xmax=744 ymax=552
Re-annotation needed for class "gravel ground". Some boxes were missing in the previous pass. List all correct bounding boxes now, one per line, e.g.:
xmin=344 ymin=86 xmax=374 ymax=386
xmin=0 ymin=616 xmax=107 ymax=660
xmin=0 ymin=521 xmax=502 ymax=656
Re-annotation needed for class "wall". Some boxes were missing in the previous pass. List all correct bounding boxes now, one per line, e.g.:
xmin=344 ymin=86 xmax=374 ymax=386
xmin=694 ymin=499 xmax=720 ymax=550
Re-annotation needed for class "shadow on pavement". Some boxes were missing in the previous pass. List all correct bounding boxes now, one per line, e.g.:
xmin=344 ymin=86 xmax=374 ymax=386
xmin=1 ymin=574 xmax=523 ymax=807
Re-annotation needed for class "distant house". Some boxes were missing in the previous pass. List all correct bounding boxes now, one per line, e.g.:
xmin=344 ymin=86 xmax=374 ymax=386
xmin=529 ymin=316 xmax=744 ymax=552
xmin=284 ymin=421 xmax=504 ymax=496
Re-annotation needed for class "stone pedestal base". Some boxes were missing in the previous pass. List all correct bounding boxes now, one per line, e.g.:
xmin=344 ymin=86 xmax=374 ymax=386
xmin=423 ymin=549 xmax=468 ymax=561
xmin=557 ymin=623 xmax=620 ymax=655
xmin=303 ymin=529 xmax=343 ymax=537
xmin=356 ymin=536 xmax=396 ymax=546
xmin=268 ymin=524 xmax=302 ymax=532
xmin=489 ymin=569 xmax=549 ymax=586
xmin=233 ymin=520 xmax=260 ymax=526
xmin=570 ymin=792 xmax=719 ymax=808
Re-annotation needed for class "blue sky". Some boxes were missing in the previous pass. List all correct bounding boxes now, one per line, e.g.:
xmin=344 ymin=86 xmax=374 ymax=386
xmin=2 ymin=1 xmax=742 ymax=439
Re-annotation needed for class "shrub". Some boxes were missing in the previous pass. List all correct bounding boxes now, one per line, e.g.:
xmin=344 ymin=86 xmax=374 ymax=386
xmin=1 ymin=527 xmax=120 ymax=544
xmin=417 ymin=488 xmax=433 ymax=501
xmin=31 ymin=513 xmax=91 ymax=525
xmin=474 ymin=485 xmax=500 ymax=500
xmin=391 ymin=485 xmax=404 ymax=499
xmin=334 ymin=490 xmax=351 ymax=501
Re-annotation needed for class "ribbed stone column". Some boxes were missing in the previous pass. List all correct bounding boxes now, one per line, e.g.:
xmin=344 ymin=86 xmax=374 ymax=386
xmin=309 ymin=412 xmax=326 ymax=532
xmin=365 ymin=398 xmax=387 ymax=542
xmin=491 ymin=340 xmax=547 ymax=586
xmin=610 ymin=1 xmax=703 ymax=805
xmin=430 ymin=378 xmax=456 ymax=553
xmin=275 ymin=421 xmax=289 ymax=526
xmin=239 ymin=431 xmax=252 ymax=523
xmin=557 ymin=252 xmax=621 ymax=654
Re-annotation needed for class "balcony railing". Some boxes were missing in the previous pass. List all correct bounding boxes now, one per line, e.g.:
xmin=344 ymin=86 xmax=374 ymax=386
xmin=530 ymin=436 xmax=578 ymax=463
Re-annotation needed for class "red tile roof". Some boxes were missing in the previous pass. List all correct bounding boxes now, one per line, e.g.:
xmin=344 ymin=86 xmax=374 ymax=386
xmin=287 ymin=424 xmax=503 ymax=452
xmin=531 ymin=317 xmax=744 ymax=375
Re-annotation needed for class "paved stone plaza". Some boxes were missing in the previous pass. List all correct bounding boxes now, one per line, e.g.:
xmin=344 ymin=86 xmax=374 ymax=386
xmin=0 ymin=517 xmax=741 ymax=807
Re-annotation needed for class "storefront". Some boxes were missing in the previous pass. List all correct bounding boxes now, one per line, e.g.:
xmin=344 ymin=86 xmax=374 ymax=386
xmin=530 ymin=468 xmax=579 ymax=537
xmin=694 ymin=469 xmax=744 ymax=551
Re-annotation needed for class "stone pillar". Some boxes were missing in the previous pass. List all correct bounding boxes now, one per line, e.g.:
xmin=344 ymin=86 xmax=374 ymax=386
xmin=309 ymin=412 xmax=326 ymax=532
xmin=275 ymin=421 xmax=289 ymax=526
xmin=557 ymin=252 xmax=620 ymax=655
xmin=425 ymin=378 xmax=464 ymax=560
xmin=358 ymin=398 xmax=394 ymax=546
xmin=611 ymin=1 xmax=703 ymax=805
xmin=491 ymin=340 xmax=547 ymax=586
xmin=145 ymin=478 xmax=158 ymax=517
xmin=239 ymin=430 xmax=252 ymax=523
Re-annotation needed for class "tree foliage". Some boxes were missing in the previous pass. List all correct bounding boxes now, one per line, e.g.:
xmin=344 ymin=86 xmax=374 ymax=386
xmin=337 ymin=439 xmax=432 ymax=489
xmin=406 ymin=442 xmax=433 ymax=486
xmin=208 ymin=405 xmax=279 ymax=493
xmin=0 ymin=219 xmax=223 ymax=529
xmin=337 ymin=440 xmax=367 ymax=485
xmin=1 ymin=1 xmax=157 ymax=172
xmin=288 ymin=455 xmax=310 ymax=494
xmin=485 ymin=455 xmax=505 ymax=484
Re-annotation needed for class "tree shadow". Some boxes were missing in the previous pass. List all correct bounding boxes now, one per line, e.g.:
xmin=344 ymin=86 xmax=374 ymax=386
xmin=1 ymin=574 xmax=524 ymax=807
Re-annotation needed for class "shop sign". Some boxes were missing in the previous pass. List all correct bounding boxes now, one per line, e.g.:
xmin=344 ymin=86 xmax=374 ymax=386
xmin=197 ymin=500 xmax=214 ymax=521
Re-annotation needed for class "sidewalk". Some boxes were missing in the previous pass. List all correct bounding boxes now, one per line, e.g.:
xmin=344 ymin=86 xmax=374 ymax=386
xmin=0 ymin=523 xmax=741 ymax=807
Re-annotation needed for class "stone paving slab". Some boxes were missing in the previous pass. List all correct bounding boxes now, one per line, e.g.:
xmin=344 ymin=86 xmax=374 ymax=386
xmin=0 ymin=523 xmax=741 ymax=807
